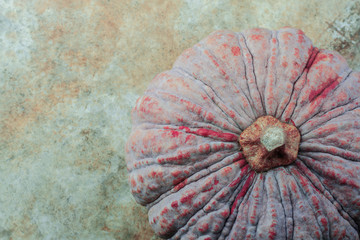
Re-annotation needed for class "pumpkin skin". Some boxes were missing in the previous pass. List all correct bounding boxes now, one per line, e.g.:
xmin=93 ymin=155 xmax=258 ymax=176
xmin=125 ymin=28 xmax=360 ymax=239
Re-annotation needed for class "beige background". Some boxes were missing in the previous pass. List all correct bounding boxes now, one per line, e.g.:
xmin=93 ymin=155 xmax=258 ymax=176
xmin=1 ymin=0 xmax=359 ymax=239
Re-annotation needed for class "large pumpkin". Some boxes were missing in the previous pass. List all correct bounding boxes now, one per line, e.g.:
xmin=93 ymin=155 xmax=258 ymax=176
xmin=126 ymin=28 xmax=360 ymax=239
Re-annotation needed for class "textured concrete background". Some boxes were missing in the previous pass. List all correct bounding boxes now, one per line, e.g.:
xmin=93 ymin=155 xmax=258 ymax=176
xmin=0 ymin=0 xmax=359 ymax=239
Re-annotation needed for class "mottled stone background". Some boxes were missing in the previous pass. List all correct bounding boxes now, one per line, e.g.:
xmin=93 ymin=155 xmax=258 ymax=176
xmin=0 ymin=0 xmax=359 ymax=239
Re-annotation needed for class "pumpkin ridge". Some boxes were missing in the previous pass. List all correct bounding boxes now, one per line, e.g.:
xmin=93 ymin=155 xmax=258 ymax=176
xmin=299 ymin=149 xmax=358 ymax=163
xmin=252 ymin=177 xmax=265 ymax=238
xmin=146 ymin=90 xmax=241 ymax=132
xmin=284 ymin=70 xmax=309 ymax=122
xmin=149 ymin=157 xmax=250 ymax=238
xmin=282 ymin=166 xmax=311 ymax=237
xmin=280 ymin=168 xmax=296 ymax=239
xmin=253 ymin=29 xmax=273 ymax=117
xmin=162 ymin=125 xmax=239 ymax=140
xmin=297 ymin=154 xmax=360 ymax=229
xmin=235 ymin=32 xmax=261 ymax=117
xmin=198 ymin=81 xmax=252 ymax=129
xmin=273 ymin=31 xmax=282 ymax=118
xmin=171 ymin=165 xmax=253 ymax=239
xmin=238 ymin=32 xmax=265 ymax=116
xmin=299 ymin=144 xmax=359 ymax=162
xmin=295 ymin=157 xmax=359 ymax=230
xmin=290 ymin=166 xmax=336 ymax=238
xmin=288 ymin=167 xmax=328 ymax=238
xmin=146 ymin=152 xmax=245 ymax=206
xmin=305 ymin=47 xmax=320 ymax=69
xmin=299 ymin=110 xmax=359 ymax=139
xmin=228 ymin=170 xmax=256 ymax=215
xmin=194 ymin=41 xmax=258 ymax=120
xmin=299 ymin=114 xmax=338 ymax=136
xmin=308 ymin=73 xmax=342 ymax=103
xmin=265 ymin=171 xmax=288 ymax=239
xmin=290 ymin=51 xmax=353 ymax=127
xmin=160 ymin=68 xmax=245 ymax=128
xmin=300 ymin=102 xmax=359 ymax=138
xmin=243 ymin=32 xmax=266 ymax=113
xmin=128 ymin=141 xmax=237 ymax=172
xmin=274 ymin=29 xmax=313 ymax=120
xmin=201 ymin=31 xmax=259 ymax=119
xmin=240 ymin=174 xmax=265 ymax=238
xmin=172 ymin=66 xmax=249 ymax=130
xmin=272 ymin=171 xmax=288 ymax=231
xmin=308 ymin=51 xmax=351 ymax=97
xmin=214 ymin=32 xmax=258 ymax=111
xmin=278 ymin=50 xmax=315 ymax=120
xmin=224 ymin=172 xmax=259 ymax=238
xmin=289 ymin=165 xmax=359 ymax=237
xmin=136 ymin=122 xmax=239 ymax=140
xmin=143 ymin=71 xmax=243 ymax=133
xmin=127 ymin=125 xmax=238 ymax=159
xmin=127 ymin=138 xmax=242 ymax=205
xmin=263 ymin=30 xmax=279 ymax=116
xmin=298 ymin=71 xmax=357 ymax=133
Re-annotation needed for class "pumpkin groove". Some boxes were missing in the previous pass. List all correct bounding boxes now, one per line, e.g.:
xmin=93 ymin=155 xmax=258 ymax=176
xmin=126 ymin=27 xmax=360 ymax=239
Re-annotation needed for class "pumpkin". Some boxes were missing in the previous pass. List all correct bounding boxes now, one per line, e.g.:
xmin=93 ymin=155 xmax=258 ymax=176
xmin=126 ymin=27 xmax=360 ymax=239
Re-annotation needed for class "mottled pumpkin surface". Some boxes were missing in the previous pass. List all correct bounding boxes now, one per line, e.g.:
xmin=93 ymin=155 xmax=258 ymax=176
xmin=126 ymin=28 xmax=360 ymax=239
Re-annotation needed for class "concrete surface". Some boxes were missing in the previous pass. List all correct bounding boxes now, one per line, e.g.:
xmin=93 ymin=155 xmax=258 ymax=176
xmin=0 ymin=0 xmax=359 ymax=239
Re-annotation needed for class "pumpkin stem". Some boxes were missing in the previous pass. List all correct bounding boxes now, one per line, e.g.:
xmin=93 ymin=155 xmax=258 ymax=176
xmin=239 ymin=116 xmax=300 ymax=172
xmin=260 ymin=126 xmax=285 ymax=152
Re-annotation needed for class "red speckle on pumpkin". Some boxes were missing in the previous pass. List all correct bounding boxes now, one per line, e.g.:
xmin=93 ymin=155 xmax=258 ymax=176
xmin=308 ymin=76 xmax=339 ymax=102
xmin=173 ymin=176 xmax=186 ymax=186
xmin=205 ymin=50 xmax=228 ymax=78
xmin=150 ymin=170 xmax=163 ymax=178
xmin=196 ymin=128 xmax=238 ymax=142
xmin=171 ymin=170 xmax=182 ymax=178
xmin=185 ymin=135 xmax=193 ymax=143
xmin=180 ymin=190 xmax=196 ymax=204
xmin=222 ymin=166 xmax=233 ymax=176
xmin=231 ymin=46 xmax=241 ymax=56
xmin=251 ymin=34 xmax=264 ymax=41
xmin=198 ymin=223 xmax=209 ymax=233
xmin=229 ymin=177 xmax=241 ymax=188
xmin=305 ymin=47 xmax=319 ymax=69
xmin=171 ymin=201 xmax=178 ymax=208
xmin=282 ymin=32 xmax=293 ymax=41
xmin=311 ymin=52 xmax=335 ymax=67
xmin=130 ymin=177 xmax=136 ymax=187
xmin=173 ymin=179 xmax=187 ymax=191
xmin=297 ymin=29 xmax=306 ymax=43
xmin=320 ymin=217 xmax=328 ymax=228
xmin=198 ymin=143 xmax=211 ymax=154
xmin=161 ymin=207 xmax=169 ymax=216
xmin=230 ymin=171 xmax=255 ymax=214
xmin=206 ymin=112 xmax=215 ymax=121
xmin=171 ymin=131 xmax=180 ymax=137
xmin=294 ymin=48 xmax=300 ymax=58
xmin=222 ymin=43 xmax=229 ymax=48
xmin=268 ymin=227 xmax=277 ymax=240
xmin=221 ymin=209 xmax=229 ymax=218
xmin=177 ymin=126 xmax=238 ymax=142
